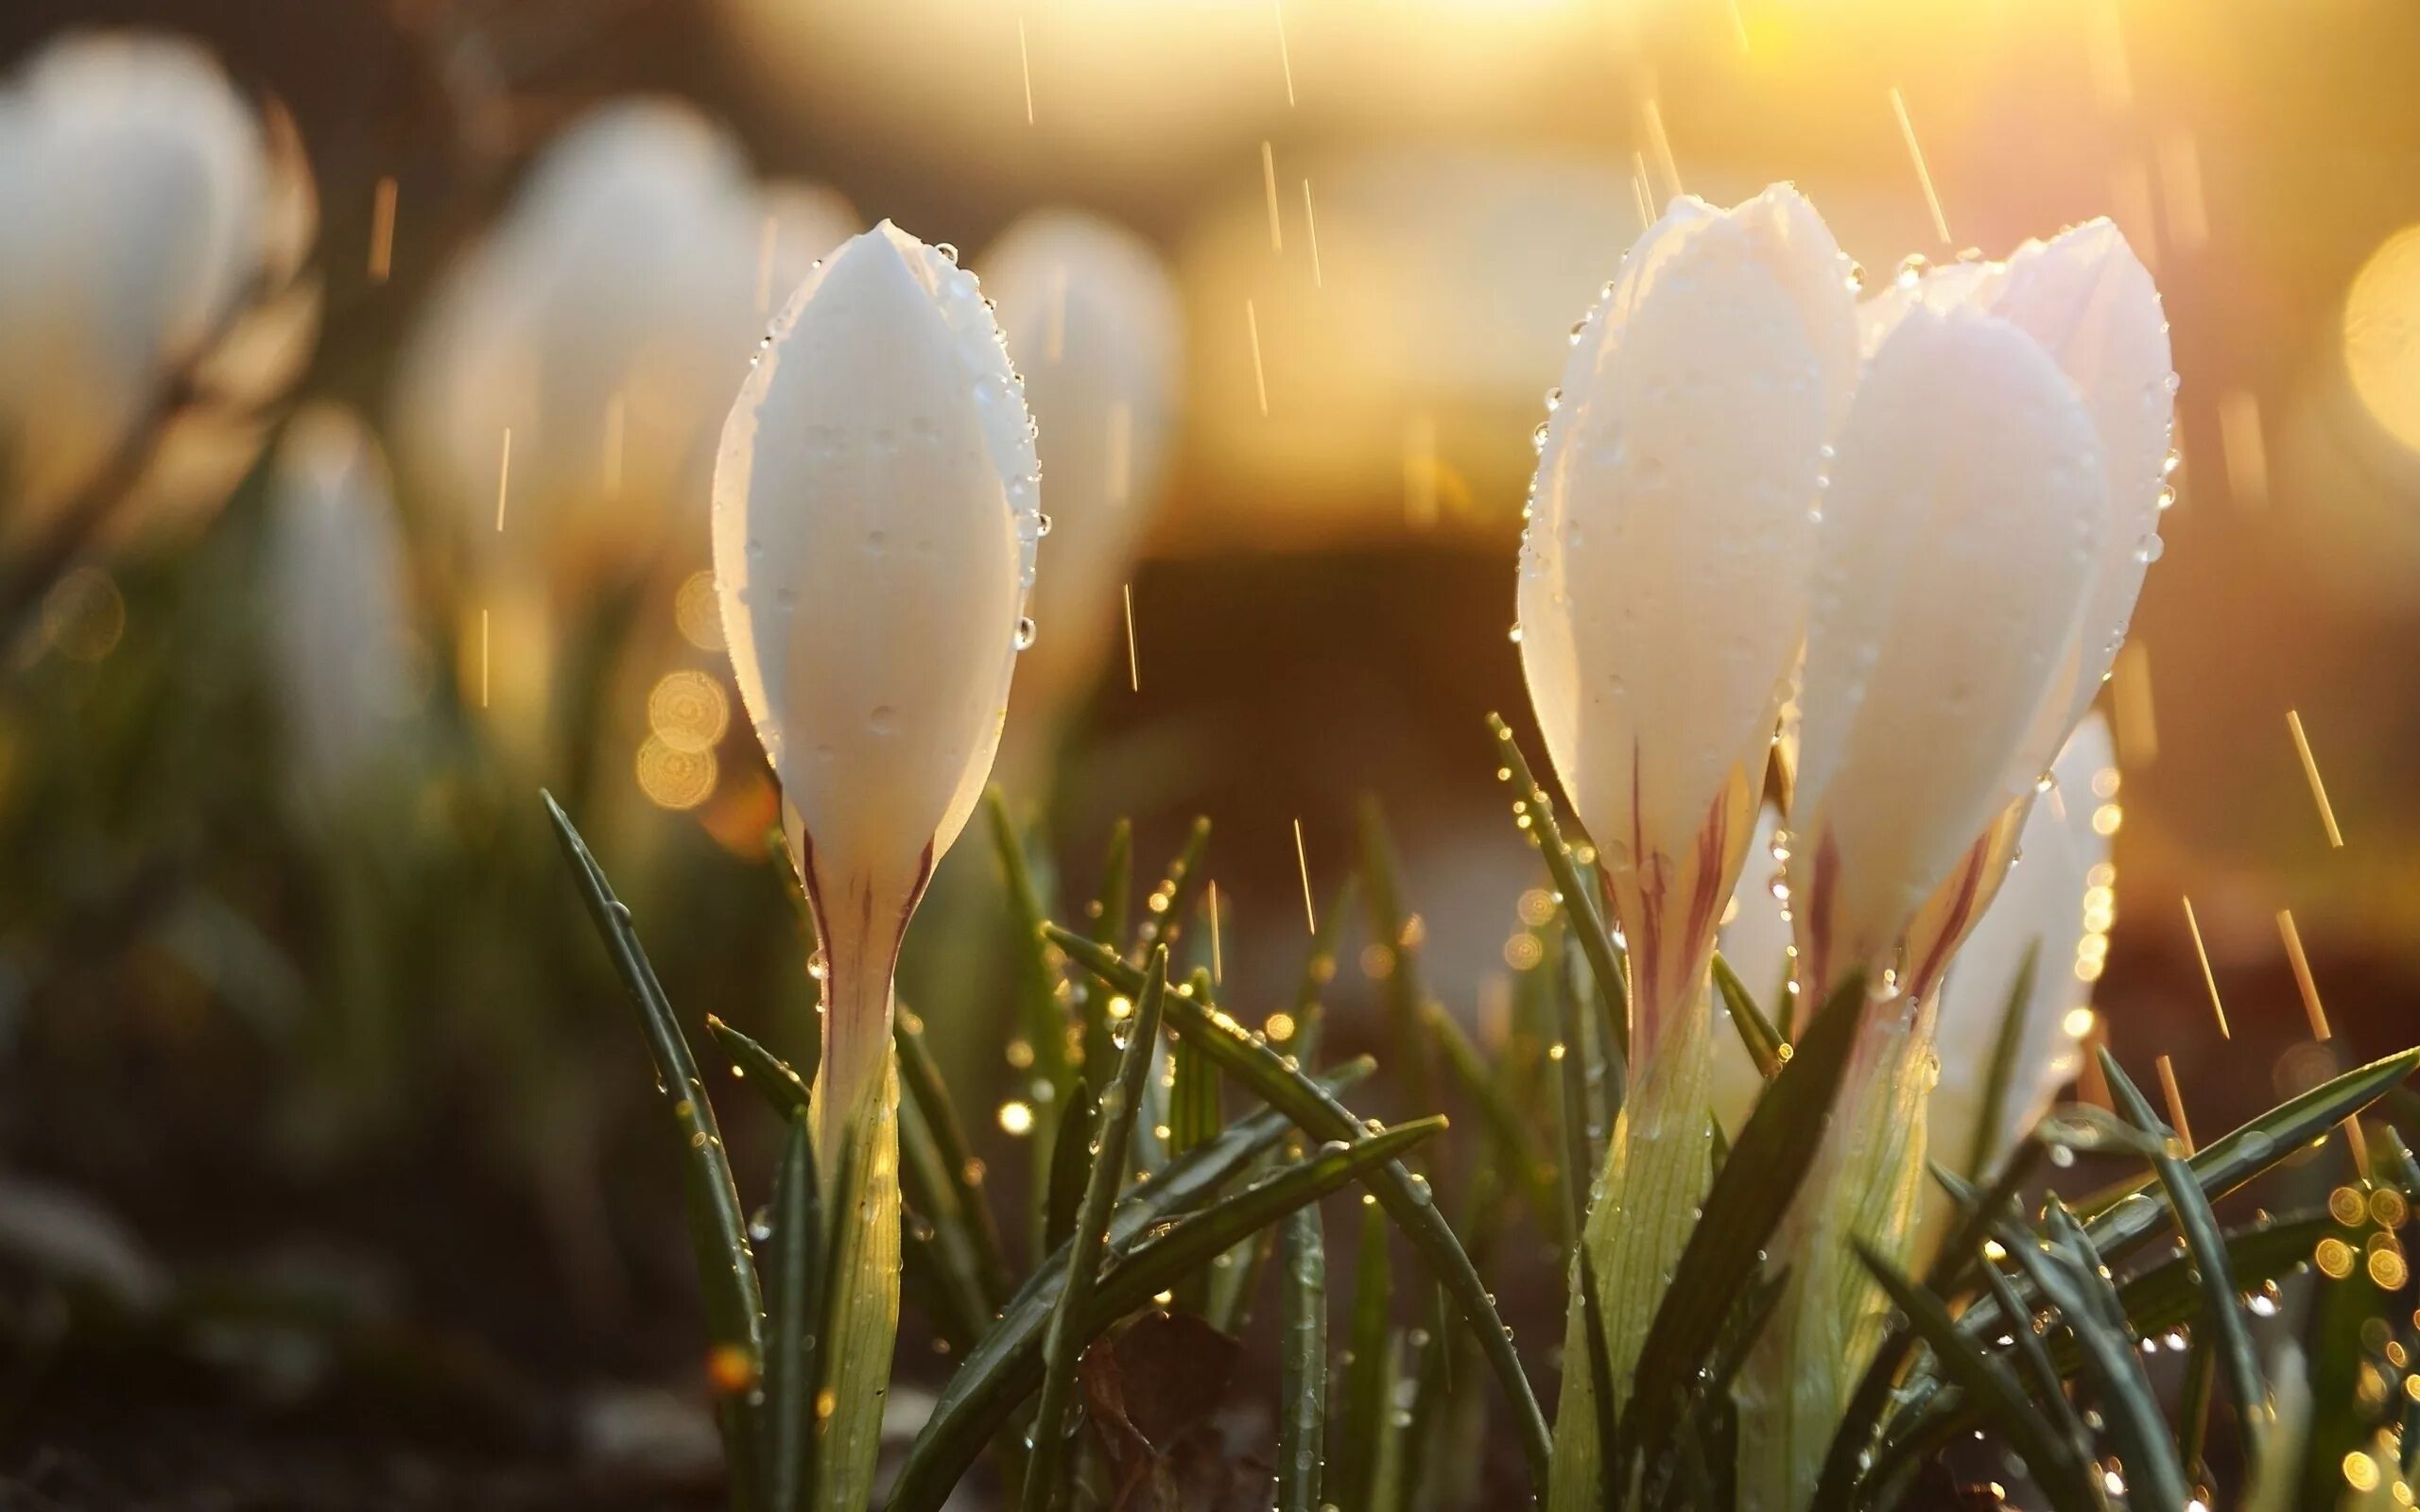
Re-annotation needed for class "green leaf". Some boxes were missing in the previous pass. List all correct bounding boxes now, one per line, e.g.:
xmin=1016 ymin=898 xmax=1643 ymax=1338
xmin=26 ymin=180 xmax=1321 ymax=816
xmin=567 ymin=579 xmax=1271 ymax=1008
xmin=1487 ymin=713 xmax=1629 ymax=1065
xmin=1044 ymin=1085 xmax=1094 ymax=1255
xmin=1275 ymin=1193 xmax=1328 ymax=1512
xmin=884 ymin=1111 xmax=1439 ymax=1512
xmin=2100 ymin=1046 xmax=2266 ymax=1478
xmin=544 ymin=792 xmax=763 ymax=1506
xmin=1131 ymin=816 xmax=1212 ymax=965
xmin=1578 ymin=1252 xmax=1621 ymax=1512
xmin=1556 ymin=928 xmax=1599 ymax=1251
xmin=1332 ymin=1197 xmax=1393 ymax=1512
xmin=1044 ymin=924 xmax=1553 ymax=1486
xmin=1424 ymin=998 xmax=1562 ymax=1244
xmin=1852 ymin=1242 xmax=2103 ymax=1512
xmin=2002 ymin=1204 xmax=2189 ymax=1512
xmin=893 ymin=1007 xmax=1011 ymax=1309
xmin=984 ymin=790 xmax=1073 ymax=1242
xmin=1710 ymin=953 xmax=1782 ymax=1081
xmin=1023 ymin=947 xmax=1169 ymax=1512
xmin=1357 ymin=798 xmax=1439 ymax=1109
xmin=898 ymin=1094 xmax=994 ymax=1351
xmin=764 ymin=1112 xmax=824 ymax=1512
xmin=1619 ymin=971 xmax=1867 ymax=1485
xmin=1963 ymin=943 xmax=2039 ymax=1179
xmin=2079 ymin=1046 xmax=2420 ymax=1266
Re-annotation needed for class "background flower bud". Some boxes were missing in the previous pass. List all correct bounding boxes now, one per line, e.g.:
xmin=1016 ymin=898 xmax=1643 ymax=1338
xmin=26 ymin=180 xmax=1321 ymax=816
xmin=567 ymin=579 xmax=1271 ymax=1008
xmin=1788 ymin=304 xmax=2110 ymax=997
xmin=0 ymin=30 xmax=315 ymax=546
xmin=260 ymin=404 xmax=421 ymax=809
xmin=979 ymin=209 xmax=1182 ymax=771
xmin=1517 ymin=184 xmax=1858 ymax=1048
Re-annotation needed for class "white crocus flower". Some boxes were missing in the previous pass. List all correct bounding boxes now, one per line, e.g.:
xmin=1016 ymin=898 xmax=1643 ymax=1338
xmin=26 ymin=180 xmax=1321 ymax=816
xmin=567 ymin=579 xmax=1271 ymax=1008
xmin=0 ymin=30 xmax=317 ymax=551
xmin=714 ymin=221 xmax=1038 ymax=1511
xmin=1517 ymin=184 xmax=1858 ymax=1510
xmin=261 ymin=405 xmax=419 ymax=809
xmin=979 ymin=210 xmax=1182 ymax=782
xmin=1713 ymin=715 xmax=2117 ymax=1221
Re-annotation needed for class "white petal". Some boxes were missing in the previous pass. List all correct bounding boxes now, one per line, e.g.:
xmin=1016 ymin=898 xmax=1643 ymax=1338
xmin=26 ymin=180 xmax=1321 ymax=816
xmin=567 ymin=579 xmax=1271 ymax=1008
xmin=980 ymin=210 xmax=1183 ymax=740
xmin=715 ymin=223 xmax=1039 ymax=915
xmin=1790 ymin=305 xmax=2108 ymax=988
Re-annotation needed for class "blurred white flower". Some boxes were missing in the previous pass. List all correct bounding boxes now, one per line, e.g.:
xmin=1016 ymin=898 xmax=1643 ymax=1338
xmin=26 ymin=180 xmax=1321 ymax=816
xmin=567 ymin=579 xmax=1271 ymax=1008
xmin=979 ymin=209 xmax=1182 ymax=765
xmin=394 ymin=98 xmax=855 ymax=597
xmin=715 ymin=218 xmax=1037 ymax=1512
xmin=260 ymin=404 xmax=420 ymax=805
xmin=1713 ymin=715 xmax=2117 ymax=1191
xmin=1788 ymin=301 xmax=2126 ymax=999
xmin=0 ymin=30 xmax=318 ymax=548
xmin=1519 ymin=184 xmax=1858 ymax=1054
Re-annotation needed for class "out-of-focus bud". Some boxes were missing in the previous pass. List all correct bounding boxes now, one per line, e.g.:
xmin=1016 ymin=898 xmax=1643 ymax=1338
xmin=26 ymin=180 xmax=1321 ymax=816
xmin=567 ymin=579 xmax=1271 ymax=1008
xmin=0 ymin=31 xmax=319 ymax=548
xmin=395 ymin=99 xmax=856 ymax=598
xmin=1786 ymin=304 xmax=2115 ymax=1001
xmin=1713 ymin=715 xmax=2117 ymax=1205
xmin=979 ymin=210 xmax=1182 ymax=772
xmin=715 ymin=222 xmax=1038 ymax=1510
xmin=1519 ymin=184 xmax=1858 ymax=1057
xmin=260 ymin=405 xmax=420 ymax=807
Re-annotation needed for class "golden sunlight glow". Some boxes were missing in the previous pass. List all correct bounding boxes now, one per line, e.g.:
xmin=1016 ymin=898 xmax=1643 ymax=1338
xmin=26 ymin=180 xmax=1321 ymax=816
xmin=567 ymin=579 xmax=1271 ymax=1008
xmin=636 ymin=734 xmax=717 ymax=810
xmin=2345 ymin=225 xmax=2420 ymax=452
xmin=648 ymin=670 xmax=732 ymax=754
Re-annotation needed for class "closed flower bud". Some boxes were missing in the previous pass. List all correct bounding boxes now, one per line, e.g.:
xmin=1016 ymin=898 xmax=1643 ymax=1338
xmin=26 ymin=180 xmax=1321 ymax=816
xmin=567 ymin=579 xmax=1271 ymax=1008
xmin=0 ymin=30 xmax=318 ymax=547
xmin=261 ymin=405 xmax=420 ymax=807
xmin=979 ymin=210 xmax=1182 ymax=769
xmin=1788 ymin=303 xmax=2114 ymax=999
xmin=1518 ymin=184 xmax=1858 ymax=1054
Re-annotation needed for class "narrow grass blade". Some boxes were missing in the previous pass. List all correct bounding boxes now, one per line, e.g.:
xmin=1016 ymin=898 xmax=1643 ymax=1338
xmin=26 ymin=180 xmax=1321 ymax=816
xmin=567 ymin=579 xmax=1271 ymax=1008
xmin=1852 ymin=1242 xmax=2103 ymax=1512
xmin=1487 ymin=713 xmax=1629 ymax=1064
xmin=1555 ymin=936 xmax=1598 ymax=1251
xmin=764 ymin=1111 xmax=824 ymax=1512
xmin=1424 ymin=998 xmax=1561 ymax=1243
xmin=1962 ymin=944 xmax=2038 ymax=1180
xmin=1332 ymin=1198 xmax=1393 ymax=1512
xmin=1578 ymin=1252 xmax=1621 ymax=1512
xmin=1278 ymin=876 xmax=1358 ymax=1066
xmin=2001 ymin=1208 xmax=2188 ymax=1512
xmin=897 ymin=1095 xmax=994 ymax=1351
xmin=1131 ymin=816 xmax=1211 ymax=964
xmin=1619 ymin=971 xmax=1867 ymax=1482
xmin=2100 ymin=1046 xmax=2265 ymax=1477
xmin=1662 ymin=1267 xmax=1786 ymax=1511
xmin=1022 ymin=948 xmax=1168 ymax=1512
xmin=711 ymin=1015 xmax=815 ymax=1115
xmin=1080 ymin=820 xmax=1132 ymax=1094
xmin=1357 ymin=798 xmax=1439 ymax=1109
xmin=1044 ymin=1084 xmax=1094 ymax=1255
xmin=884 ymin=1109 xmax=1434 ymax=1512
xmin=1710 ymin=953 xmax=1782 ymax=1080
xmin=893 ymin=1007 xmax=1010 ymax=1308
xmin=544 ymin=792 xmax=764 ymax=1503
xmin=1275 ymin=1195 xmax=1328 ymax=1512
xmin=1045 ymin=924 xmax=1553 ymax=1486
xmin=984 ymin=792 xmax=1073 ymax=1176
xmin=2079 ymin=1047 xmax=2420 ymax=1265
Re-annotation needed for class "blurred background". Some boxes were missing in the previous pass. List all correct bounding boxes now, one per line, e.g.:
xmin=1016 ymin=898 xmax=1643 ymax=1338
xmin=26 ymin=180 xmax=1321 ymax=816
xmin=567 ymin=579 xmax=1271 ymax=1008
xmin=0 ymin=0 xmax=2414 ymax=1504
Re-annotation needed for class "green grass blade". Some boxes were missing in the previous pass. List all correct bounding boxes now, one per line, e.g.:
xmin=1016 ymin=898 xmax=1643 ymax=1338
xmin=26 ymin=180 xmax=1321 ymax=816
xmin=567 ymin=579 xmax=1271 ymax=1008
xmin=1424 ymin=998 xmax=1562 ymax=1244
xmin=1963 ymin=944 xmax=2039 ymax=1179
xmin=764 ymin=1111 xmax=823 ymax=1512
xmin=1131 ymin=816 xmax=1212 ymax=964
xmin=1578 ymin=1251 xmax=1622 ymax=1512
xmin=897 ymin=1094 xmax=994 ymax=1352
xmin=984 ymin=791 xmax=1073 ymax=1220
xmin=884 ymin=1109 xmax=1435 ymax=1512
xmin=1487 ymin=713 xmax=1629 ymax=1064
xmin=1555 ymin=927 xmax=1597 ymax=1247
xmin=1044 ymin=1084 xmax=1094 ymax=1255
xmin=1279 ymin=876 xmax=1358 ymax=1066
xmin=543 ymin=792 xmax=764 ymax=1505
xmin=1044 ymin=923 xmax=1553 ymax=1486
xmin=1332 ymin=1197 xmax=1393 ymax=1512
xmin=893 ymin=1007 xmax=1011 ymax=1309
xmin=1022 ymin=947 xmax=1168 ymax=1512
xmin=710 ymin=1015 xmax=815 ymax=1115
xmin=1275 ymin=1194 xmax=1328 ymax=1512
xmin=1852 ymin=1241 xmax=2103 ymax=1512
xmin=1080 ymin=820 xmax=1132 ymax=1094
xmin=1357 ymin=797 xmax=1440 ymax=1109
xmin=2100 ymin=1046 xmax=2267 ymax=1478
xmin=1710 ymin=953 xmax=1782 ymax=1081
xmin=1618 ymin=971 xmax=1867 ymax=1483
xmin=2078 ymin=1046 xmax=2420 ymax=1264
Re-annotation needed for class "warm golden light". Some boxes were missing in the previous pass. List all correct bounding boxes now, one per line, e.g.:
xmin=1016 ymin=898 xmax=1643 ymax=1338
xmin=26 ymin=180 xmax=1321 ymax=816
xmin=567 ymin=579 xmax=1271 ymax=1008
xmin=2345 ymin=225 xmax=2420 ymax=452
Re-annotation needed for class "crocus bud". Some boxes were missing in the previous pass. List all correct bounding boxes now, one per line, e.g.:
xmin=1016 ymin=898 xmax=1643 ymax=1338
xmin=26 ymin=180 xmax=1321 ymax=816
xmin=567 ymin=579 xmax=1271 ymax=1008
xmin=715 ymin=219 xmax=1037 ymax=1512
xmin=260 ymin=404 xmax=419 ymax=808
xmin=979 ymin=210 xmax=1182 ymax=768
xmin=1713 ymin=715 xmax=2116 ymax=1200
xmin=395 ymin=99 xmax=856 ymax=596
xmin=1787 ymin=304 xmax=2116 ymax=1000
xmin=0 ymin=30 xmax=318 ymax=546
xmin=1518 ymin=184 xmax=1858 ymax=1055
